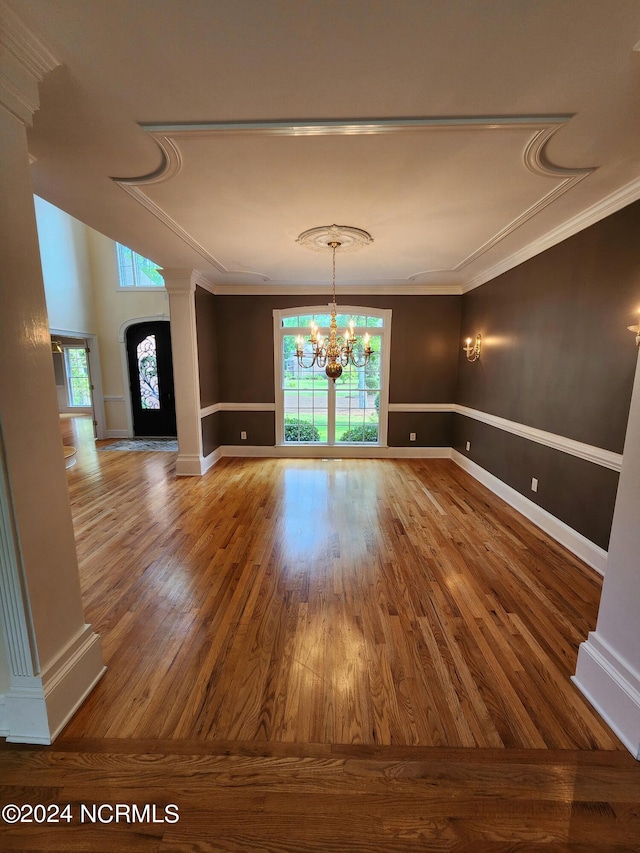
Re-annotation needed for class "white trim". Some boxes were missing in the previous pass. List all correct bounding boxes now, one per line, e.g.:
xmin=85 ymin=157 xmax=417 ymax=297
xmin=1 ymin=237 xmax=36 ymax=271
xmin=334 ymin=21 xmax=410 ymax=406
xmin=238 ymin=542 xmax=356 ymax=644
xmin=175 ymin=453 xmax=206 ymax=477
xmin=213 ymin=444 xmax=451 ymax=460
xmin=50 ymin=329 xmax=107 ymax=440
xmin=574 ymin=631 xmax=640 ymax=759
xmin=3 ymin=624 xmax=105 ymax=744
xmin=456 ymin=405 xmax=623 ymax=472
xmin=273 ymin=304 xmax=391 ymax=449
xmin=206 ymin=282 xmax=462 ymax=296
xmin=388 ymin=403 xmax=622 ymax=472
xmin=200 ymin=402 xmax=276 ymax=417
xmin=464 ymin=175 xmax=640 ymax=292
xmin=202 ymin=446 xmax=223 ymax=473
xmin=388 ymin=402 xmax=455 ymax=413
xmin=451 ymin=449 xmax=607 ymax=574
xmin=105 ymin=429 xmax=129 ymax=439
xmin=199 ymin=443 xmax=607 ymax=577
xmin=123 ymin=115 xmax=591 ymax=290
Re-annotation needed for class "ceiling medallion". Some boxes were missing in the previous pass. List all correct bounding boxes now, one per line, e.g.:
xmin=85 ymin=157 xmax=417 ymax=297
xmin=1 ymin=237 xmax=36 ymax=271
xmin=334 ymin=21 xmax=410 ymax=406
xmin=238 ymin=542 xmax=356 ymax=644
xmin=296 ymin=224 xmax=373 ymax=253
xmin=295 ymin=225 xmax=374 ymax=381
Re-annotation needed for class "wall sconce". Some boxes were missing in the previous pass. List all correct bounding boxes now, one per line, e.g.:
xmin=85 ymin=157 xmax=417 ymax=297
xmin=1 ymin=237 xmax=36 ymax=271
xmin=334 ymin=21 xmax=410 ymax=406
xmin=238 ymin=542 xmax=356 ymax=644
xmin=463 ymin=334 xmax=482 ymax=362
xmin=628 ymin=317 xmax=640 ymax=348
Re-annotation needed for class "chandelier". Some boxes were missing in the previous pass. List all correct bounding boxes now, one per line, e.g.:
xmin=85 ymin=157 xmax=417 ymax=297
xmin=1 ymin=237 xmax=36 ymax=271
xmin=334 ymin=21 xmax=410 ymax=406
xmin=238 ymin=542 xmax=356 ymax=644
xmin=295 ymin=225 xmax=373 ymax=381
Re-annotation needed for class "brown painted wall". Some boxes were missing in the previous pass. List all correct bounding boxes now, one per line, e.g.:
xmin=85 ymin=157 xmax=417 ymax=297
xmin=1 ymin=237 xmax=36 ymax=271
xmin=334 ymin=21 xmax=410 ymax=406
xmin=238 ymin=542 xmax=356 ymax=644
xmin=201 ymin=411 xmax=220 ymax=457
xmin=457 ymin=201 xmax=640 ymax=453
xmin=453 ymin=415 xmax=618 ymax=550
xmin=214 ymin=294 xmax=461 ymax=407
xmin=388 ymin=412 xmax=453 ymax=447
xmin=455 ymin=200 xmax=640 ymax=549
xmin=195 ymin=286 xmax=219 ymax=407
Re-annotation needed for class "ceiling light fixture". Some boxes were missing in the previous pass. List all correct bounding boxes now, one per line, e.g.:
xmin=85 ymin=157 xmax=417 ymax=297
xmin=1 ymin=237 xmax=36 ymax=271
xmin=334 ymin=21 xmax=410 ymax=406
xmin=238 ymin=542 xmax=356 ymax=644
xmin=628 ymin=312 xmax=640 ymax=348
xmin=295 ymin=225 xmax=374 ymax=381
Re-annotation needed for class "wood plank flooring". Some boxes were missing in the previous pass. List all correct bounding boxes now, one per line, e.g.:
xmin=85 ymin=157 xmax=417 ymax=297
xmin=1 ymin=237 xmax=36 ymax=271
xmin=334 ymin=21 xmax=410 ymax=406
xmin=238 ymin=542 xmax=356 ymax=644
xmin=59 ymin=421 xmax=614 ymax=750
xmin=1 ymin=415 xmax=639 ymax=851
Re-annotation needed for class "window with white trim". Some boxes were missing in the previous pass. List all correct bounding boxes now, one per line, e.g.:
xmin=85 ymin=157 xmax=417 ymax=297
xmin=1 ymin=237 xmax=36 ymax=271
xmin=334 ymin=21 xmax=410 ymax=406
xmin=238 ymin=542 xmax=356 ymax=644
xmin=64 ymin=346 xmax=91 ymax=407
xmin=116 ymin=243 xmax=164 ymax=289
xmin=274 ymin=306 xmax=391 ymax=446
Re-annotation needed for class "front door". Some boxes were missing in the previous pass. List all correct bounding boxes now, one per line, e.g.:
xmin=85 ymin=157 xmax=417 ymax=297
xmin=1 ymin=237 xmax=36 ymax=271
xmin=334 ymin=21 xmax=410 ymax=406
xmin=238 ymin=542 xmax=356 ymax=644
xmin=126 ymin=321 xmax=177 ymax=437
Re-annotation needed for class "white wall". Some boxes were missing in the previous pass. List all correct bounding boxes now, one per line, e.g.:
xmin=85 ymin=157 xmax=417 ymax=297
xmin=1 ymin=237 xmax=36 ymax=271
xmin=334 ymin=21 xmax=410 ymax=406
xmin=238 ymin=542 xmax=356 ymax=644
xmin=34 ymin=197 xmax=169 ymax=436
xmin=34 ymin=196 xmax=96 ymax=334
xmin=86 ymin=228 xmax=168 ymax=435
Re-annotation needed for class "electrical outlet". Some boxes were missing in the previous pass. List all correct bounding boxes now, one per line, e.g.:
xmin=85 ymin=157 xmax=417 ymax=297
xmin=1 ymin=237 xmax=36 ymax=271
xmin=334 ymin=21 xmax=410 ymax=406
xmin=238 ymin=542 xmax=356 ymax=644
xmin=531 ymin=477 xmax=538 ymax=493
xmin=240 ymin=431 xmax=247 ymax=440
xmin=465 ymin=441 xmax=471 ymax=451
xmin=410 ymin=432 xmax=416 ymax=442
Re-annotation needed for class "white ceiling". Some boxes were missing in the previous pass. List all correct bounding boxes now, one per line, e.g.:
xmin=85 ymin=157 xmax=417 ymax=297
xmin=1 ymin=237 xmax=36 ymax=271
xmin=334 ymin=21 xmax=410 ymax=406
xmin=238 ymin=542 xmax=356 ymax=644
xmin=6 ymin=0 xmax=640 ymax=293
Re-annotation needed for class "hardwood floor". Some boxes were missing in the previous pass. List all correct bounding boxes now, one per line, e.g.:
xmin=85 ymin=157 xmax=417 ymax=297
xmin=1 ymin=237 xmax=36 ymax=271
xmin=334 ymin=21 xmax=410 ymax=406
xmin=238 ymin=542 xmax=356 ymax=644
xmin=1 ymin=415 xmax=638 ymax=851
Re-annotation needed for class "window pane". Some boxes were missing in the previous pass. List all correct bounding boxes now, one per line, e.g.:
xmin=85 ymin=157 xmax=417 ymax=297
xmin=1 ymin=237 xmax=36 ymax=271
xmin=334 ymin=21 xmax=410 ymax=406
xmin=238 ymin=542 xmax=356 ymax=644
xmin=116 ymin=243 xmax=163 ymax=288
xmin=64 ymin=347 xmax=91 ymax=407
xmin=313 ymin=313 xmax=332 ymax=327
xmin=282 ymin=316 xmax=299 ymax=327
xmin=137 ymin=335 xmax=160 ymax=409
xmin=279 ymin=308 xmax=385 ymax=446
xmin=116 ymin=244 xmax=134 ymax=287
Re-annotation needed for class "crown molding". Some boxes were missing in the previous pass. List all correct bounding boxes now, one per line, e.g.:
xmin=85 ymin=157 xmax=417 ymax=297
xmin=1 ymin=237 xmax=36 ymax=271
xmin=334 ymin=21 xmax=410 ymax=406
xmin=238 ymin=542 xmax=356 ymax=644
xmin=0 ymin=1 xmax=60 ymax=78
xmin=201 ymin=282 xmax=462 ymax=296
xmin=0 ymin=1 xmax=61 ymax=123
xmin=114 ymin=114 xmax=593 ymax=290
xmin=463 ymin=175 xmax=640 ymax=292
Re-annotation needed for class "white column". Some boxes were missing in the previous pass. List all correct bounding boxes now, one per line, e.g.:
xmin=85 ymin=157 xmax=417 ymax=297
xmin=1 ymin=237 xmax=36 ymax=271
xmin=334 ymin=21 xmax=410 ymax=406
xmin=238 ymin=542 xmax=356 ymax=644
xmin=161 ymin=269 xmax=204 ymax=475
xmin=574 ymin=347 xmax=640 ymax=759
xmin=0 ymin=4 xmax=105 ymax=743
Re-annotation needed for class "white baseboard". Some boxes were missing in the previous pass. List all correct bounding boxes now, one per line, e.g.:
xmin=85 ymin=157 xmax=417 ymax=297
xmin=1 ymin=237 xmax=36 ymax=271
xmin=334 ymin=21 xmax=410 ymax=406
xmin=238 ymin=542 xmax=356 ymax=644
xmin=451 ymin=449 xmax=607 ymax=575
xmin=175 ymin=453 xmax=206 ymax=476
xmin=573 ymin=632 xmax=640 ymax=760
xmin=0 ymin=694 xmax=7 ymax=737
xmin=213 ymin=444 xmax=451 ymax=460
xmin=197 ymin=444 xmax=606 ymax=574
xmin=3 ymin=625 xmax=105 ymax=744
xmin=202 ymin=446 xmax=223 ymax=473
xmin=106 ymin=429 xmax=128 ymax=439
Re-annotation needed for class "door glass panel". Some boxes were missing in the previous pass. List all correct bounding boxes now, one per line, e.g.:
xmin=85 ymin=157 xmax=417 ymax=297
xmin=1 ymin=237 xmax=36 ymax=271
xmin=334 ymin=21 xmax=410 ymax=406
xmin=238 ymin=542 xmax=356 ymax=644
xmin=136 ymin=334 xmax=160 ymax=409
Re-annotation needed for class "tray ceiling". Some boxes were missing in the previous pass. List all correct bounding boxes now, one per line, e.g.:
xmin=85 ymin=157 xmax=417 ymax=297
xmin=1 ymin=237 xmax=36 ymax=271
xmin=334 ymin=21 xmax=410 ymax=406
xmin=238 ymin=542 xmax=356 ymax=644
xmin=4 ymin=0 xmax=640 ymax=293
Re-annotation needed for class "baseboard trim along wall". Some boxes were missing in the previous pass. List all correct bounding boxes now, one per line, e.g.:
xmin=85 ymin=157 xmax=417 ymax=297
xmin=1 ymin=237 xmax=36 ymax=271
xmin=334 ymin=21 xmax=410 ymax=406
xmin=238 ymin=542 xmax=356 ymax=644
xmin=573 ymin=631 xmax=640 ymax=760
xmin=196 ymin=442 xmax=607 ymax=574
xmin=451 ymin=449 xmax=607 ymax=574
xmin=1 ymin=625 xmax=106 ymax=744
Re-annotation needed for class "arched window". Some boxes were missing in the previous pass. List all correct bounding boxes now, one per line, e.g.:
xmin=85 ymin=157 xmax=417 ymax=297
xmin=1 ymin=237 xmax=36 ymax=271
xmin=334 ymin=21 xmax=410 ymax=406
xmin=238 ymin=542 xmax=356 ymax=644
xmin=273 ymin=306 xmax=391 ymax=447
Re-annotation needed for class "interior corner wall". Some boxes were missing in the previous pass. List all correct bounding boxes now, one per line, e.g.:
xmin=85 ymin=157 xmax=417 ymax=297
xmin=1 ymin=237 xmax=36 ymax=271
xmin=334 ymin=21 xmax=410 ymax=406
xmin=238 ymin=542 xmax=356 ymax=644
xmin=455 ymin=200 xmax=640 ymax=550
